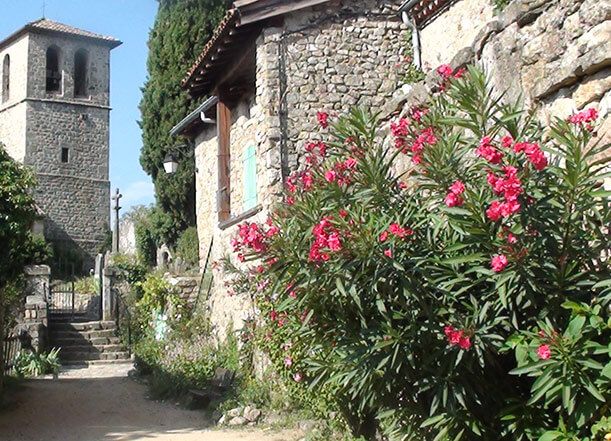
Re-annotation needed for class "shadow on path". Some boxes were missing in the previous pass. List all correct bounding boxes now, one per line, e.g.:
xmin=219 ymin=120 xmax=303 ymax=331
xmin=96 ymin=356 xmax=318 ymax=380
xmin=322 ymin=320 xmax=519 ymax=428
xmin=0 ymin=365 xmax=300 ymax=441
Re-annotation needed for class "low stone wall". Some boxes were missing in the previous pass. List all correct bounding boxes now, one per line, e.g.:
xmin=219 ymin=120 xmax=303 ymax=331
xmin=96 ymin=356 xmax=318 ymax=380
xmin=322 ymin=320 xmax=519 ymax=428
xmin=16 ymin=265 xmax=51 ymax=352
xmin=165 ymin=275 xmax=201 ymax=307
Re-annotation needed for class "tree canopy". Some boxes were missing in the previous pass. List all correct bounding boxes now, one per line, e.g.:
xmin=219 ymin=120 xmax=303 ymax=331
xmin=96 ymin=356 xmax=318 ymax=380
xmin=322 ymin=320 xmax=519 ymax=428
xmin=139 ymin=0 xmax=229 ymax=240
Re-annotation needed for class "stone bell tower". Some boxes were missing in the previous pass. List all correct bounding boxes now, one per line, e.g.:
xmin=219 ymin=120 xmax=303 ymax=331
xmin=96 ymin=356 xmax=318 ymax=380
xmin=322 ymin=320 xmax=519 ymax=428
xmin=0 ymin=19 xmax=121 ymax=274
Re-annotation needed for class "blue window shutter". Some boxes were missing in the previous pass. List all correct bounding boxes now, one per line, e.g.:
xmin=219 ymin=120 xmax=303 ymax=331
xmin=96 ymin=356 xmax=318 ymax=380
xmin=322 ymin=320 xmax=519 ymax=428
xmin=243 ymin=146 xmax=257 ymax=211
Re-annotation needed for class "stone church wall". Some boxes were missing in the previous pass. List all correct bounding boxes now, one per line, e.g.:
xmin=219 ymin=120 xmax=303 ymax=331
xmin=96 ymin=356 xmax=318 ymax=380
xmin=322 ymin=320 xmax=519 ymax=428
xmin=0 ymin=27 xmax=114 ymax=273
xmin=27 ymin=33 xmax=111 ymax=105
xmin=0 ymin=34 xmax=30 ymax=161
xmin=0 ymin=104 xmax=27 ymax=161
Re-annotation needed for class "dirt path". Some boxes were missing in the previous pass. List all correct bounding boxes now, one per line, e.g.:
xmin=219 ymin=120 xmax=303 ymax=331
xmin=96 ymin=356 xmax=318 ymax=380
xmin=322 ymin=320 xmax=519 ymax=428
xmin=0 ymin=363 xmax=303 ymax=441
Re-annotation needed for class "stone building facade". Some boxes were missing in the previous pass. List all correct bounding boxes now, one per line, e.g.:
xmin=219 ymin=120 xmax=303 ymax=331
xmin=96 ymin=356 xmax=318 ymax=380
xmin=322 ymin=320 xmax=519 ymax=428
xmin=0 ymin=19 xmax=121 ymax=274
xmin=175 ymin=0 xmax=609 ymax=338
xmin=173 ymin=0 xmax=407 ymax=337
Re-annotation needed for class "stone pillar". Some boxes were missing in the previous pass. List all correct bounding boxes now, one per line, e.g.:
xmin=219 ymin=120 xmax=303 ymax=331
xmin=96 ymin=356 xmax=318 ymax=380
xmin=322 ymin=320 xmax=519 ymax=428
xmin=23 ymin=265 xmax=51 ymax=352
xmin=102 ymin=267 xmax=117 ymax=321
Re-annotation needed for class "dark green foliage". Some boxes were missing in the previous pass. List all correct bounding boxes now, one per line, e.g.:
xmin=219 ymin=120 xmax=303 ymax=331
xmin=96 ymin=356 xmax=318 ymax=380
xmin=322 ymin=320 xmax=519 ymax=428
xmin=0 ymin=145 xmax=39 ymax=284
xmin=175 ymin=226 xmax=199 ymax=268
xmin=0 ymin=144 xmax=43 ymax=391
xmin=139 ymin=0 xmax=229 ymax=231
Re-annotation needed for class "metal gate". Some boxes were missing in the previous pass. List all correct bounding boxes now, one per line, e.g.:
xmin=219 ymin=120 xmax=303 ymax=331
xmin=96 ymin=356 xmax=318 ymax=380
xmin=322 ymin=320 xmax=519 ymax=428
xmin=48 ymin=280 xmax=76 ymax=319
xmin=49 ymin=279 xmax=103 ymax=321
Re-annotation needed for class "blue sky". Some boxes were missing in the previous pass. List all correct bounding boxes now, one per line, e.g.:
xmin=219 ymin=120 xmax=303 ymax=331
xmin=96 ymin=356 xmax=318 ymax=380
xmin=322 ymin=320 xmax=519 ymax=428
xmin=0 ymin=0 xmax=158 ymax=211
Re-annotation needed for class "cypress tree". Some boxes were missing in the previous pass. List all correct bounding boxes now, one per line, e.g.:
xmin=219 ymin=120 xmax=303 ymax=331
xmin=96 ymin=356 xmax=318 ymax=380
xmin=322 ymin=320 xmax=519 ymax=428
xmin=139 ymin=0 xmax=229 ymax=241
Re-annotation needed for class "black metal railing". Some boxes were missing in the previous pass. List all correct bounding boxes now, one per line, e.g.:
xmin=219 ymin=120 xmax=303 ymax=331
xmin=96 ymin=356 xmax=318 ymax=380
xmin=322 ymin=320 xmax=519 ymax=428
xmin=192 ymin=238 xmax=214 ymax=316
xmin=2 ymin=335 xmax=22 ymax=374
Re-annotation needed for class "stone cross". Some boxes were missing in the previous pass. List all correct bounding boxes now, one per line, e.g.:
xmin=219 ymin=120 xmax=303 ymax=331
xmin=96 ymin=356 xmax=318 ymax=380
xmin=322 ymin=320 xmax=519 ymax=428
xmin=111 ymin=188 xmax=122 ymax=254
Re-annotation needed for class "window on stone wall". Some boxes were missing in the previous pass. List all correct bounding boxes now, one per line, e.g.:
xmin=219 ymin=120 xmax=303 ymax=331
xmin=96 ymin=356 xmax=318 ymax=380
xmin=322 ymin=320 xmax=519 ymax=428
xmin=74 ymin=49 xmax=88 ymax=97
xmin=61 ymin=147 xmax=69 ymax=163
xmin=46 ymin=46 xmax=61 ymax=93
xmin=2 ymin=54 xmax=9 ymax=103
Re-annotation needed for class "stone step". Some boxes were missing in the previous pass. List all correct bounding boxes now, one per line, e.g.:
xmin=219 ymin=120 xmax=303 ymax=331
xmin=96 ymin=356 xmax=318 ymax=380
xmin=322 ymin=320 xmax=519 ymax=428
xmin=57 ymin=344 xmax=124 ymax=354
xmin=51 ymin=336 xmax=121 ymax=346
xmin=62 ymin=359 xmax=133 ymax=367
xmin=59 ymin=351 xmax=131 ymax=362
xmin=49 ymin=329 xmax=118 ymax=340
xmin=50 ymin=321 xmax=116 ymax=331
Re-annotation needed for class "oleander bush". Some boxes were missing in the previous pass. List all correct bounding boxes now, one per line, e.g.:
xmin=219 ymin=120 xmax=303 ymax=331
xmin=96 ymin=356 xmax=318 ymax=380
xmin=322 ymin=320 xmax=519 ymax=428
xmin=228 ymin=67 xmax=610 ymax=440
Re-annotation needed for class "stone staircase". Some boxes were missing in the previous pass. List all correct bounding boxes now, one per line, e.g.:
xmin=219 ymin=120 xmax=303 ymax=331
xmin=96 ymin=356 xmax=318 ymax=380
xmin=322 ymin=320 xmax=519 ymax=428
xmin=49 ymin=318 xmax=131 ymax=366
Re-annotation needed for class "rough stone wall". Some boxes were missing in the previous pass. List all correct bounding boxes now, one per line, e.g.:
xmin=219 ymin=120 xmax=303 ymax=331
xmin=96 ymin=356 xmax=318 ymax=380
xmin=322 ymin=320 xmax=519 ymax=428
xmin=419 ymin=0 xmax=495 ymax=70
xmin=195 ymin=27 xmax=284 ymax=339
xmin=0 ymin=34 xmax=29 ymax=161
xmin=396 ymin=0 xmax=611 ymax=143
xmin=282 ymin=0 xmax=407 ymax=168
xmin=165 ymin=275 xmax=201 ymax=306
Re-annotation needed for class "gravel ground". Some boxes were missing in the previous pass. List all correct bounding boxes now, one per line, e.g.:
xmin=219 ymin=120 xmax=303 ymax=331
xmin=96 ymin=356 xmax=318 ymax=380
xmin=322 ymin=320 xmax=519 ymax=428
xmin=0 ymin=363 xmax=303 ymax=441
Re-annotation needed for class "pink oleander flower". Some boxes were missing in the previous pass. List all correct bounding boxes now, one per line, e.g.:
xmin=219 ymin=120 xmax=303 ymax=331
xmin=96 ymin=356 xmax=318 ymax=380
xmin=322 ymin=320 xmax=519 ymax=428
xmin=379 ymin=231 xmax=389 ymax=242
xmin=284 ymin=356 xmax=293 ymax=367
xmin=390 ymin=118 xmax=409 ymax=138
xmin=389 ymin=223 xmax=413 ymax=238
xmin=327 ymin=232 xmax=342 ymax=251
xmin=437 ymin=64 xmax=454 ymax=79
xmin=384 ymin=248 xmax=393 ymax=258
xmin=501 ymin=135 xmax=514 ymax=148
xmin=449 ymin=180 xmax=465 ymax=195
xmin=537 ymin=344 xmax=551 ymax=360
xmin=476 ymin=137 xmax=504 ymax=164
xmin=325 ymin=169 xmax=337 ymax=183
xmin=486 ymin=200 xmax=503 ymax=221
xmin=568 ymin=107 xmax=598 ymax=129
xmin=491 ymin=254 xmax=508 ymax=272
xmin=302 ymin=171 xmax=314 ymax=190
xmin=458 ymin=336 xmax=472 ymax=350
xmin=445 ymin=192 xmax=463 ymax=207
xmin=444 ymin=325 xmax=472 ymax=351
xmin=507 ymin=233 xmax=518 ymax=244
xmin=317 ymin=111 xmax=329 ymax=128
xmin=344 ymin=157 xmax=358 ymax=169
xmin=293 ymin=372 xmax=303 ymax=383
xmin=286 ymin=196 xmax=295 ymax=206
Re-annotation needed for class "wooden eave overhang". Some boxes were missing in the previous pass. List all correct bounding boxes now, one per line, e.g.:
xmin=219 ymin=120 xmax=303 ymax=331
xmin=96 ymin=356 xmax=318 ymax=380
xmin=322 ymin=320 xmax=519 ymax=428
xmin=182 ymin=0 xmax=331 ymax=97
xmin=400 ymin=0 xmax=460 ymax=28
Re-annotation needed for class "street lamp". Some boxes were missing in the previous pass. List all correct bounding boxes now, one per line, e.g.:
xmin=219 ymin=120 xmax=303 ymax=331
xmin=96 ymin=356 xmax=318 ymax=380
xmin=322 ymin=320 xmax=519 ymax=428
xmin=163 ymin=152 xmax=179 ymax=175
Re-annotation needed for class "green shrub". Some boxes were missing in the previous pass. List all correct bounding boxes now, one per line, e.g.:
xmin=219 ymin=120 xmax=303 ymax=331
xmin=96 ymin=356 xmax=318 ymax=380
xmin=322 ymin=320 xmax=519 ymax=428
xmin=228 ymin=67 xmax=610 ymax=440
xmin=175 ymin=226 xmax=199 ymax=268
xmin=14 ymin=348 xmax=61 ymax=378
xmin=74 ymin=276 xmax=98 ymax=295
